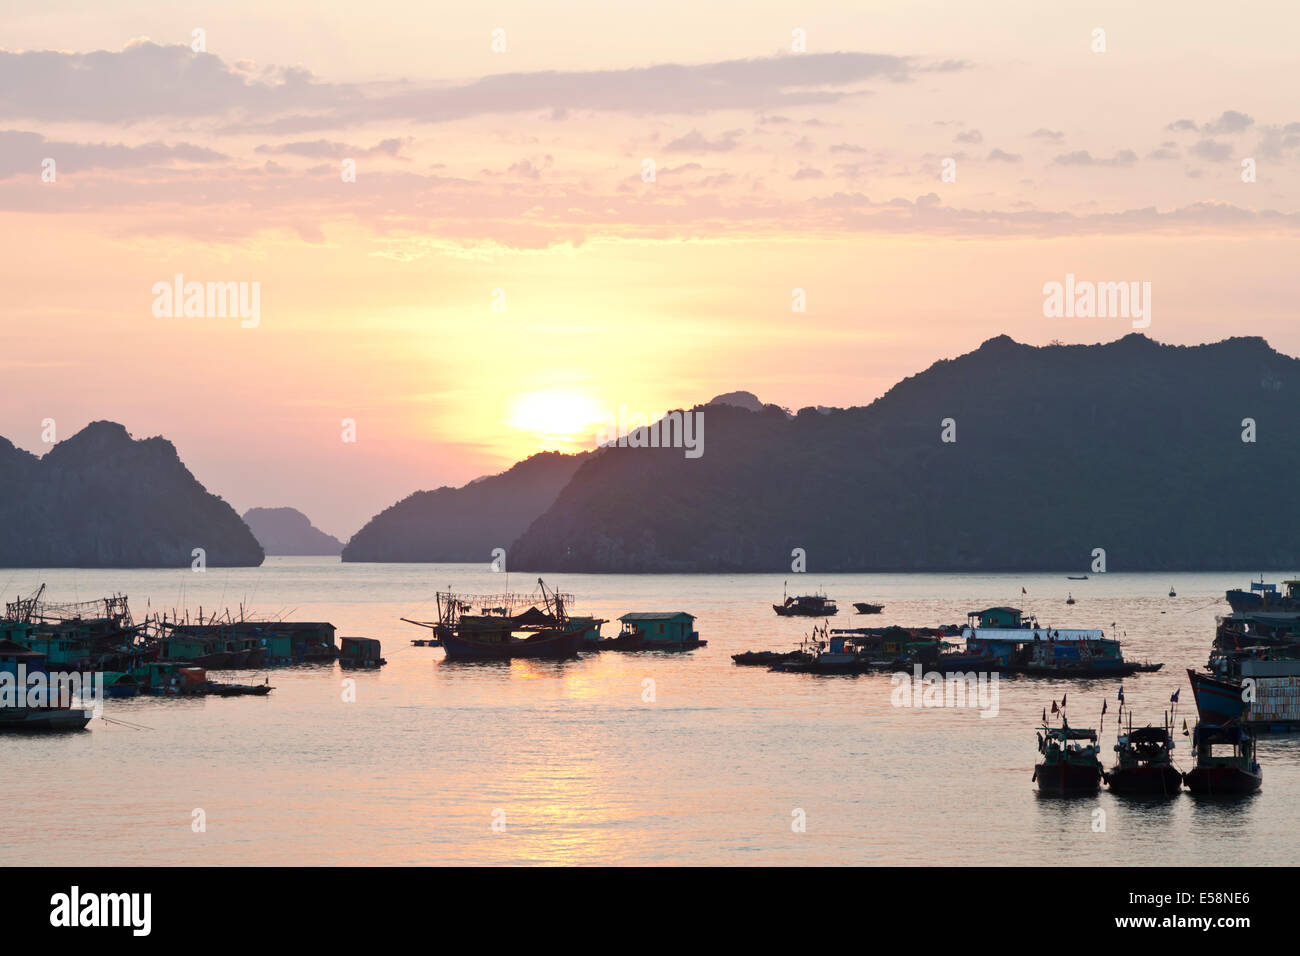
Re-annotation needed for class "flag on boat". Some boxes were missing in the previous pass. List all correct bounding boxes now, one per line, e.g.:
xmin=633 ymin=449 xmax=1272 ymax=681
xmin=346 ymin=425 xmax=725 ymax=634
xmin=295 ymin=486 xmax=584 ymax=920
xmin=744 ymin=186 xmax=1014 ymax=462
xmin=1022 ymin=587 xmax=1027 ymax=594
xmin=1062 ymin=693 xmax=1067 ymax=707
xmin=1182 ymin=718 xmax=1189 ymax=736
xmin=1170 ymin=689 xmax=1180 ymax=703
xmin=1042 ymin=707 xmax=1047 ymax=722
xmin=1102 ymin=699 xmax=1107 ymax=714
xmin=1118 ymin=686 xmax=1125 ymax=703
xmin=1051 ymin=701 xmax=1059 ymax=714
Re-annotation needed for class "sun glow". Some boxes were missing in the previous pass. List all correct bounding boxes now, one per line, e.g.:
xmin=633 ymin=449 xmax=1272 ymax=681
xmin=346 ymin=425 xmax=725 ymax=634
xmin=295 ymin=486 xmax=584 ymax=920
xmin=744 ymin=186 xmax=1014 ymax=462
xmin=506 ymin=389 xmax=607 ymax=451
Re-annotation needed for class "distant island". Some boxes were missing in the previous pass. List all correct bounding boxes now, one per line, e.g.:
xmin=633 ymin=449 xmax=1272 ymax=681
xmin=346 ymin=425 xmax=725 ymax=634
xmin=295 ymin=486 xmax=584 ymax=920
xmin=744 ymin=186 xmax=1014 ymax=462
xmin=341 ymin=451 xmax=588 ymax=563
xmin=502 ymin=334 xmax=1300 ymax=572
xmin=0 ymin=421 xmax=263 ymax=568
xmin=243 ymin=507 xmax=343 ymax=556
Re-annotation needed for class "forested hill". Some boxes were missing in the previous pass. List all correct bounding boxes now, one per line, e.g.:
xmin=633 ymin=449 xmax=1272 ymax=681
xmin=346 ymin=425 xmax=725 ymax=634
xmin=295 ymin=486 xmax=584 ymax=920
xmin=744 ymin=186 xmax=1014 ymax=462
xmin=509 ymin=334 xmax=1300 ymax=572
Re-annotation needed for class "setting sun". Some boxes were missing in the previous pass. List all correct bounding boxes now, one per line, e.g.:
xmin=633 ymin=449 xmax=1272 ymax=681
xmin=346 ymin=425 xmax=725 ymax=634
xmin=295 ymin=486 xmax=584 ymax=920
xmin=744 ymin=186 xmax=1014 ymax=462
xmin=506 ymin=389 xmax=607 ymax=451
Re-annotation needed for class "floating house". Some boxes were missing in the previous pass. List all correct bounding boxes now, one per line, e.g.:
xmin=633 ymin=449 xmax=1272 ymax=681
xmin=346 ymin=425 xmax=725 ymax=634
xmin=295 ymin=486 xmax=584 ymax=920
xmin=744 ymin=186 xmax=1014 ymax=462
xmin=339 ymin=637 xmax=386 ymax=668
xmin=617 ymin=612 xmax=701 ymax=646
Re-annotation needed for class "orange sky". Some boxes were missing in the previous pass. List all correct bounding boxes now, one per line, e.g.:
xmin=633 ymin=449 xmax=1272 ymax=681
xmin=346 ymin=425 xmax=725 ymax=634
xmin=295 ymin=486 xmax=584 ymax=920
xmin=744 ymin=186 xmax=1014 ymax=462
xmin=1 ymin=2 xmax=1298 ymax=537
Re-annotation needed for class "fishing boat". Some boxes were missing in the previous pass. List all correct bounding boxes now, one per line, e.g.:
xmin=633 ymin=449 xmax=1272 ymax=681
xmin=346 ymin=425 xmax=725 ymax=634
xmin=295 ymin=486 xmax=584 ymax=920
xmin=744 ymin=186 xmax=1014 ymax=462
xmin=853 ymin=602 xmax=884 ymax=614
xmin=205 ymin=680 xmax=273 ymax=697
xmin=1183 ymin=722 xmax=1261 ymax=795
xmin=1169 ymin=587 xmax=1176 ymax=597
xmin=773 ymin=584 xmax=837 ymax=617
xmin=417 ymin=579 xmax=587 ymax=660
xmin=1033 ymin=719 xmax=1103 ymax=794
xmin=1066 ymin=593 xmax=1076 ymax=605
xmin=1067 ymin=575 xmax=1089 ymax=580
xmin=769 ymin=627 xmax=893 ymax=674
xmin=1186 ymin=667 xmax=1246 ymax=724
xmin=1225 ymin=577 xmax=1300 ymax=614
xmin=731 ymin=649 xmax=809 ymax=666
xmin=0 ymin=640 xmax=93 ymax=731
xmin=1105 ymin=718 xmax=1183 ymax=796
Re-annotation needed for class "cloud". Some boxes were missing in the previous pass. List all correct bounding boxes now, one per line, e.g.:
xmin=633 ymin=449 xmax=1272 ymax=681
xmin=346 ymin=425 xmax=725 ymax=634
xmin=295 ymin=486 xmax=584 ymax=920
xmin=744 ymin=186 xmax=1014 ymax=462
xmin=1203 ymin=110 xmax=1253 ymax=134
xmin=986 ymin=148 xmax=1021 ymax=162
xmin=0 ymin=43 xmax=951 ymax=127
xmin=792 ymin=166 xmax=825 ymax=180
xmin=954 ymin=129 xmax=983 ymax=144
xmin=1190 ymin=139 xmax=1234 ymax=161
xmin=1031 ymin=129 xmax=1064 ymax=141
xmin=0 ymin=129 xmax=226 ymax=178
xmin=665 ymin=128 xmax=742 ymax=152
xmin=1166 ymin=119 xmax=1198 ymax=132
xmin=0 ymin=40 xmax=346 ymax=122
xmin=254 ymin=138 xmax=407 ymax=159
xmin=1052 ymin=149 xmax=1137 ymax=167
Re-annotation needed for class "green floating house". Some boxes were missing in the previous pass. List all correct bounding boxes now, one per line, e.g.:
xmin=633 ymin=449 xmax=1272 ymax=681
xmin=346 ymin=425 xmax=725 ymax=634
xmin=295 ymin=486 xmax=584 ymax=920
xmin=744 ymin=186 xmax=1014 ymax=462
xmin=617 ymin=612 xmax=701 ymax=646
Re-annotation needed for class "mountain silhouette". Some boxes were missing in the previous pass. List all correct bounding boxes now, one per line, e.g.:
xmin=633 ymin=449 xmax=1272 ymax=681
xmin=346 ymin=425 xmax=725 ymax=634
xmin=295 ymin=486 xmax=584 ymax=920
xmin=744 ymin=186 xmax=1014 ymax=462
xmin=507 ymin=334 xmax=1300 ymax=572
xmin=243 ymin=507 xmax=343 ymax=555
xmin=0 ymin=421 xmax=263 ymax=568
xmin=342 ymin=451 xmax=587 ymax=563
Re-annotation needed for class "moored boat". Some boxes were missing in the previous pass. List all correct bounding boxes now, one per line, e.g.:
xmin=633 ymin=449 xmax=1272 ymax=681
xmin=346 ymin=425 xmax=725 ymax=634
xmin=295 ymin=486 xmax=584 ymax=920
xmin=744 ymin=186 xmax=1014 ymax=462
xmin=853 ymin=602 xmax=884 ymax=614
xmin=1105 ymin=719 xmax=1183 ymax=796
xmin=1183 ymin=722 xmax=1261 ymax=795
xmin=422 ymin=579 xmax=588 ymax=661
xmin=588 ymin=612 xmax=705 ymax=651
xmin=773 ymin=587 xmax=837 ymax=617
xmin=1033 ymin=719 xmax=1103 ymax=794
xmin=958 ymin=606 xmax=1158 ymax=677
xmin=1225 ymin=578 xmax=1300 ymax=614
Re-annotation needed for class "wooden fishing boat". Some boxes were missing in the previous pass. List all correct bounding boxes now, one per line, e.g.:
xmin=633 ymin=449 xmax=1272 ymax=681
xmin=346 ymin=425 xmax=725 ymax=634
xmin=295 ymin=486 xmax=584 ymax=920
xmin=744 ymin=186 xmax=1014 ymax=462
xmin=421 ymin=579 xmax=588 ymax=661
xmin=731 ymin=649 xmax=808 ymax=666
xmin=1033 ymin=720 xmax=1103 ymax=794
xmin=773 ymin=584 xmax=837 ymax=617
xmin=1105 ymin=720 xmax=1183 ymax=796
xmin=853 ymin=602 xmax=884 ymax=614
xmin=1183 ymin=723 xmax=1261 ymax=795
xmin=205 ymin=681 xmax=273 ymax=696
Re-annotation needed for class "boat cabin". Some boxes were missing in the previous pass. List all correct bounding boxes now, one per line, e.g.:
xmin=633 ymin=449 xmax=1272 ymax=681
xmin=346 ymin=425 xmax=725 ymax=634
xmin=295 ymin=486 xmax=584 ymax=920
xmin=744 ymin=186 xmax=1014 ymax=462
xmin=968 ymin=607 xmax=1025 ymax=629
xmin=618 ymin=612 xmax=698 ymax=644
xmin=0 ymin=638 xmax=47 ymax=679
xmin=962 ymin=622 xmax=1116 ymax=667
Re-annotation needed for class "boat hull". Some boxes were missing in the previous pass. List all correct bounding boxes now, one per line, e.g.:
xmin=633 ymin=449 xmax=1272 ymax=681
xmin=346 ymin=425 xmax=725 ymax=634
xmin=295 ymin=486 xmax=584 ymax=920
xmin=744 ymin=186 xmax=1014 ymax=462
xmin=0 ymin=707 xmax=93 ymax=731
xmin=1226 ymin=590 xmax=1300 ymax=614
xmin=773 ymin=605 xmax=838 ymax=617
xmin=1186 ymin=668 xmax=1246 ymax=723
xmin=1033 ymin=760 xmax=1102 ymax=794
xmin=1106 ymin=764 xmax=1183 ymax=796
xmin=440 ymin=627 xmax=585 ymax=660
xmin=1184 ymin=766 xmax=1261 ymax=795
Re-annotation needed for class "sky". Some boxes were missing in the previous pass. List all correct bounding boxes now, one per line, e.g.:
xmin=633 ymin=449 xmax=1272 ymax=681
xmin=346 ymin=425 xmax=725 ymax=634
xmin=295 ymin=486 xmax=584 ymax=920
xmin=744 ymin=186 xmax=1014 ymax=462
xmin=1 ymin=1 xmax=1297 ymax=538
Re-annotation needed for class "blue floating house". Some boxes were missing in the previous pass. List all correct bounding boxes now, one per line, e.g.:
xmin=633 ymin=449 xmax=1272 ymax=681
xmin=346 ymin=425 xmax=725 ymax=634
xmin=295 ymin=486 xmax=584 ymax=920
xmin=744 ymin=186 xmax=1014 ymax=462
xmin=617 ymin=612 xmax=702 ymax=647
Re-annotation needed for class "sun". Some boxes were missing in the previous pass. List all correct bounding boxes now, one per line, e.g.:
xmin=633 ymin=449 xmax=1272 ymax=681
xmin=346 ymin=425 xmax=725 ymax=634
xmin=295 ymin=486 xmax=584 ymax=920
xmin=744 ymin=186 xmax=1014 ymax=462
xmin=506 ymin=389 xmax=607 ymax=451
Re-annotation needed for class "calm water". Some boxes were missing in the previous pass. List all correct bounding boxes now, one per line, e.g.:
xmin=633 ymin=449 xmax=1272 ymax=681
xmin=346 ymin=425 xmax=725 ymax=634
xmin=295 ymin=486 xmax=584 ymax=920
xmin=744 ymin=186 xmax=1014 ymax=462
xmin=1 ymin=559 xmax=1295 ymax=866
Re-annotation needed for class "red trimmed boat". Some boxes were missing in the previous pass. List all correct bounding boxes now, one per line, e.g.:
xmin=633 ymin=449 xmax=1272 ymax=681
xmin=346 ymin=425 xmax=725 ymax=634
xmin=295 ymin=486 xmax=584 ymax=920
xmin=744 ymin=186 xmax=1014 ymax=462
xmin=1105 ymin=719 xmax=1182 ymax=796
xmin=1033 ymin=719 xmax=1103 ymax=794
xmin=1183 ymin=722 xmax=1261 ymax=795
